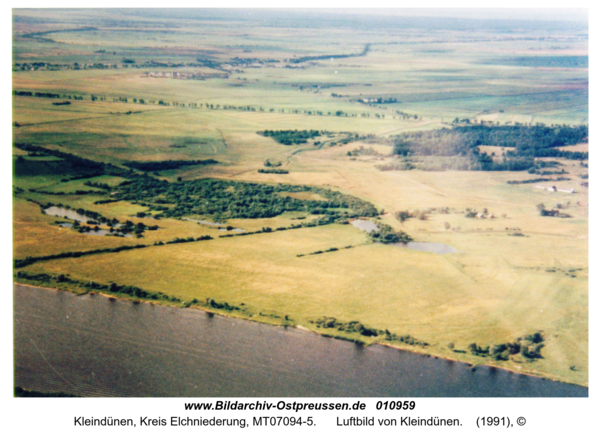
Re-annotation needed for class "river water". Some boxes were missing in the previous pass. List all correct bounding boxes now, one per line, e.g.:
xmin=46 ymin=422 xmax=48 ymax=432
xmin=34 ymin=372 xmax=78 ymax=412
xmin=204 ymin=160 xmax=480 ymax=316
xmin=14 ymin=284 xmax=587 ymax=397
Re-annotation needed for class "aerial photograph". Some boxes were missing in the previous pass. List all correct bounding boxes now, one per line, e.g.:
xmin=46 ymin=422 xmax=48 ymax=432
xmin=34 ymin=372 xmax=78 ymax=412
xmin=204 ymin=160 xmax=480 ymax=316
xmin=12 ymin=8 xmax=588 ymax=397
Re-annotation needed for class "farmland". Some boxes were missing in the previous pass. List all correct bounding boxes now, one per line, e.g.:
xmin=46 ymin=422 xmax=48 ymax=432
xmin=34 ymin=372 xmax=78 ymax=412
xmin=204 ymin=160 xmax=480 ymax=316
xmin=12 ymin=9 xmax=588 ymax=388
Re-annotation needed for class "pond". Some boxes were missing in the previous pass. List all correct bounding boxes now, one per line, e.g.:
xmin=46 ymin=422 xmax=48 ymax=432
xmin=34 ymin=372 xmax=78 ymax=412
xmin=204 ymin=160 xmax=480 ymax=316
xmin=351 ymin=219 xmax=458 ymax=254
xmin=14 ymin=284 xmax=587 ymax=397
xmin=44 ymin=206 xmax=95 ymax=223
xmin=350 ymin=219 xmax=379 ymax=233
xmin=394 ymin=242 xmax=458 ymax=255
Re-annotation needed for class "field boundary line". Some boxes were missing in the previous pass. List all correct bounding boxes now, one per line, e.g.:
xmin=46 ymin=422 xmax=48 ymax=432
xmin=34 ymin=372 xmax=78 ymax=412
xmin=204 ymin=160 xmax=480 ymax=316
xmin=15 ymin=107 xmax=176 ymax=128
xmin=215 ymin=128 xmax=229 ymax=150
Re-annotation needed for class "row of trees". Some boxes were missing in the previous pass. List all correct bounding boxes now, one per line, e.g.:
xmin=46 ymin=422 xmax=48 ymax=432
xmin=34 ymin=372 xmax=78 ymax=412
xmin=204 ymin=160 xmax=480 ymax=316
xmin=14 ymin=244 xmax=148 ymax=269
xmin=289 ymin=43 xmax=370 ymax=64
xmin=258 ymin=168 xmax=289 ymax=174
xmin=14 ymin=88 xmax=398 ymax=120
xmin=313 ymin=316 xmax=428 ymax=346
xmin=124 ymin=159 xmax=218 ymax=172
xmin=14 ymin=91 xmax=61 ymax=98
xmin=507 ymin=177 xmax=568 ymax=185
xmin=15 ymin=271 xmax=184 ymax=305
xmin=14 ymin=229 xmax=220 ymax=269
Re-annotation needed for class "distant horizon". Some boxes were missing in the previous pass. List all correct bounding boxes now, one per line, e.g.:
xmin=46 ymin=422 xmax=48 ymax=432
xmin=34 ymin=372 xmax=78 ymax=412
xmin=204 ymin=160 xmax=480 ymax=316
xmin=320 ymin=8 xmax=588 ymax=23
xmin=13 ymin=7 xmax=589 ymax=24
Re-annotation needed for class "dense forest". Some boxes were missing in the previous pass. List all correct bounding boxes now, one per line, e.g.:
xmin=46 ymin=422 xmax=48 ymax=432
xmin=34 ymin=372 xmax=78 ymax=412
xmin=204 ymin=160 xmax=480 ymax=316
xmin=257 ymin=129 xmax=326 ymax=145
xmin=113 ymin=176 xmax=380 ymax=220
xmin=14 ymin=143 xmax=131 ymax=178
xmin=391 ymin=125 xmax=588 ymax=171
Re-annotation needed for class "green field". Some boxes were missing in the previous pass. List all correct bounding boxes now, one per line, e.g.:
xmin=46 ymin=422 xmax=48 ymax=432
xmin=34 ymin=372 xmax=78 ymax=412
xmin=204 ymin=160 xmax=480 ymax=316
xmin=12 ymin=9 xmax=588 ymax=387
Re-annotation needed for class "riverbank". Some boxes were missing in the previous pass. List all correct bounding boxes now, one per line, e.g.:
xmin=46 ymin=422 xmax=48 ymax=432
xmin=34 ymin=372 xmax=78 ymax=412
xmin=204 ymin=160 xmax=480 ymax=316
xmin=13 ymin=279 xmax=587 ymax=389
xmin=378 ymin=342 xmax=581 ymax=388
xmin=14 ymin=283 xmax=587 ymax=397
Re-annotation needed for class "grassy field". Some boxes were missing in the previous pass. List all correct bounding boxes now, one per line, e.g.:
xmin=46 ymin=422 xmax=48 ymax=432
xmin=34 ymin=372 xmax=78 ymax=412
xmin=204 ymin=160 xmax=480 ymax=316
xmin=20 ymin=221 xmax=587 ymax=385
xmin=12 ymin=9 xmax=588 ymax=388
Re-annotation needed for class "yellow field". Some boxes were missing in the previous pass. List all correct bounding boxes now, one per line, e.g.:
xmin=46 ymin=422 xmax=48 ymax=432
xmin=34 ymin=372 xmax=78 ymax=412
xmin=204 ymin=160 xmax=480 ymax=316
xmin=12 ymin=9 xmax=588 ymax=388
xmin=13 ymin=113 xmax=588 ymax=386
xmin=22 ymin=219 xmax=587 ymax=385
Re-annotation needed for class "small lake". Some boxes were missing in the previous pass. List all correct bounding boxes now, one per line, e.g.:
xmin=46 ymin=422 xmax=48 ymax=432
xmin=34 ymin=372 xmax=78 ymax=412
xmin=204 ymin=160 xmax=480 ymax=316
xmin=351 ymin=219 xmax=379 ymax=233
xmin=351 ymin=219 xmax=458 ymax=254
xmin=394 ymin=242 xmax=458 ymax=255
xmin=44 ymin=206 xmax=95 ymax=223
xmin=14 ymin=284 xmax=587 ymax=397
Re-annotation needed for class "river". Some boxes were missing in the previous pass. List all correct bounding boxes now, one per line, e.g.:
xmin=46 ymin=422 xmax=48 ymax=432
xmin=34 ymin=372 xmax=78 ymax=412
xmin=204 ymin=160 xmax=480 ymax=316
xmin=13 ymin=284 xmax=587 ymax=397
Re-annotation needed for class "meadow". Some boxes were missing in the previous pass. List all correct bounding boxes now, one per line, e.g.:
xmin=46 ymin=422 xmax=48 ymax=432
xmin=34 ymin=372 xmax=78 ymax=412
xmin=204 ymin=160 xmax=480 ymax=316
xmin=12 ymin=9 xmax=588 ymax=387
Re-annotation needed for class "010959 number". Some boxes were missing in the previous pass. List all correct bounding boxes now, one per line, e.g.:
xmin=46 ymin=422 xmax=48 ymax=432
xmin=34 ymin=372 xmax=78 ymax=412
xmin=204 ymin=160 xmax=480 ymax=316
xmin=375 ymin=401 xmax=415 ymax=410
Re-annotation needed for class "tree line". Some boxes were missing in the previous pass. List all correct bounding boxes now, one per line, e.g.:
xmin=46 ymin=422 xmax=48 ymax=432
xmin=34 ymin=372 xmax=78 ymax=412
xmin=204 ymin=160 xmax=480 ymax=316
xmin=462 ymin=332 xmax=545 ymax=361
xmin=14 ymin=272 xmax=247 ymax=314
xmin=14 ymin=232 xmax=216 ymax=269
xmin=258 ymin=168 xmax=289 ymax=174
xmin=14 ymin=143 xmax=132 ymax=178
xmin=14 ymin=244 xmax=148 ymax=269
xmin=124 ymin=159 xmax=219 ymax=172
xmin=289 ymin=43 xmax=370 ymax=64
xmin=394 ymin=124 xmax=587 ymax=156
xmin=313 ymin=316 xmax=429 ymax=346
xmin=14 ymin=91 xmax=61 ymax=98
xmin=14 ymin=88 xmax=394 ymax=120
